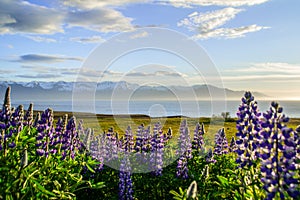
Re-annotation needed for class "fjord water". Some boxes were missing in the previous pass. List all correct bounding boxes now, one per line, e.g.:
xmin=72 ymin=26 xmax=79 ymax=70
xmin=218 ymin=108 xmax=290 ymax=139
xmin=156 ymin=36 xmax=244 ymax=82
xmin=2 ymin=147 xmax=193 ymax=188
xmin=12 ymin=100 xmax=300 ymax=118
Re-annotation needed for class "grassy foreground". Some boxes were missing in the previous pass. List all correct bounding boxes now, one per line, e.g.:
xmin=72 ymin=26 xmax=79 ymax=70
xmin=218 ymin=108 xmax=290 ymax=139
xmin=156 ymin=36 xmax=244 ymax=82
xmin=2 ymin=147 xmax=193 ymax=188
xmin=47 ymin=110 xmax=300 ymax=144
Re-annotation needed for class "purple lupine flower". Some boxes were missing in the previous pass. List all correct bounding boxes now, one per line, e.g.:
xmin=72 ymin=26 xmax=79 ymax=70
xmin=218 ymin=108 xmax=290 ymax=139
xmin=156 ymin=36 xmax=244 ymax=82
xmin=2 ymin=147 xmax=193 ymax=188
xmin=8 ymin=142 xmax=16 ymax=148
xmin=89 ymin=132 xmax=105 ymax=171
xmin=149 ymin=122 xmax=164 ymax=176
xmin=176 ymin=155 xmax=189 ymax=179
xmin=176 ymin=120 xmax=192 ymax=179
xmin=236 ymin=91 xmax=261 ymax=168
xmin=214 ymin=128 xmax=228 ymax=155
xmin=33 ymin=112 xmax=40 ymax=127
xmin=205 ymin=148 xmax=216 ymax=164
xmin=260 ymin=102 xmax=299 ymax=199
xmin=119 ymin=156 xmax=134 ymax=200
xmin=135 ymin=124 xmax=144 ymax=153
xmin=0 ymin=87 xmax=11 ymax=130
xmin=229 ymin=136 xmax=237 ymax=153
xmin=192 ymin=122 xmax=205 ymax=152
xmin=295 ymin=126 xmax=300 ymax=168
xmin=10 ymin=105 xmax=24 ymax=128
xmin=62 ymin=116 xmax=81 ymax=159
xmin=35 ymin=108 xmax=55 ymax=157
xmin=124 ymin=126 xmax=134 ymax=153
xmin=24 ymin=103 xmax=33 ymax=126
xmin=177 ymin=120 xmax=192 ymax=158
xmin=54 ymin=115 xmax=67 ymax=150
xmin=104 ymin=127 xmax=119 ymax=162
xmin=141 ymin=126 xmax=151 ymax=153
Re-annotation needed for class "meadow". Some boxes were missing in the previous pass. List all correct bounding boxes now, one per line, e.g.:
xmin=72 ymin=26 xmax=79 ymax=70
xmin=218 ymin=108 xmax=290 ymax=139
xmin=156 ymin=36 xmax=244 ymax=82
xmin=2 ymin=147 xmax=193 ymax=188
xmin=0 ymin=87 xmax=299 ymax=199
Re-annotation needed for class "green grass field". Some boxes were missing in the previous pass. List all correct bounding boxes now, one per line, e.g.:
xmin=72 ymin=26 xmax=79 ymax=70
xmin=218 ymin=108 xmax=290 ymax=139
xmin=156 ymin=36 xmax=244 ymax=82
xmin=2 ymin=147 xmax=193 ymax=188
xmin=45 ymin=110 xmax=300 ymax=147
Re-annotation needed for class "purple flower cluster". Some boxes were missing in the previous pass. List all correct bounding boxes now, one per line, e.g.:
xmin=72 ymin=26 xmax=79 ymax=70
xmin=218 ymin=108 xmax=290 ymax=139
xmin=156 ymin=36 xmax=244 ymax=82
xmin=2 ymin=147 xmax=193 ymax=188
xmin=123 ymin=126 xmax=134 ymax=153
xmin=295 ymin=126 xmax=300 ymax=166
xmin=149 ymin=122 xmax=164 ymax=176
xmin=104 ymin=128 xmax=119 ymax=162
xmin=260 ymin=102 xmax=299 ymax=199
xmin=176 ymin=120 xmax=192 ymax=179
xmin=213 ymin=128 xmax=228 ymax=155
xmin=192 ymin=122 xmax=205 ymax=153
xmin=119 ymin=156 xmax=134 ymax=200
xmin=236 ymin=91 xmax=261 ymax=168
xmin=205 ymin=148 xmax=216 ymax=164
xmin=0 ymin=87 xmax=28 ymax=153
xmin=34 ymin=108 xmax=83 ymax=160
xmin=35 ymin=108 xmax=55 ymax=157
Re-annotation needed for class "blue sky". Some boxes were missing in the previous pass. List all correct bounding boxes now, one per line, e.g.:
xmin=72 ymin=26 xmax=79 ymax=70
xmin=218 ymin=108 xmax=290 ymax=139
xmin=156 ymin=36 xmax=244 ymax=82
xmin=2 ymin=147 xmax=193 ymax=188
xmin=0 ymin=0 xmax=299 ymax=99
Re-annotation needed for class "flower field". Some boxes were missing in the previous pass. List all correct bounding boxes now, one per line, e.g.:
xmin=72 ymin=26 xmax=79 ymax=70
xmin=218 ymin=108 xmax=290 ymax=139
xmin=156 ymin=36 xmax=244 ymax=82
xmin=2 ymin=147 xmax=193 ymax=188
xmin=0 ymin=87 xmax=299 ymax=200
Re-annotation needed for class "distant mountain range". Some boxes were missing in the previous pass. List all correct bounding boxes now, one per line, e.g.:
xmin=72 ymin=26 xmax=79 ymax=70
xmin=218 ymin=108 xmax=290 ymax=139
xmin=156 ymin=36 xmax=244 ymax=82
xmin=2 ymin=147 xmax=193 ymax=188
xmin=0 ymin=81 xmax=267 ymax=101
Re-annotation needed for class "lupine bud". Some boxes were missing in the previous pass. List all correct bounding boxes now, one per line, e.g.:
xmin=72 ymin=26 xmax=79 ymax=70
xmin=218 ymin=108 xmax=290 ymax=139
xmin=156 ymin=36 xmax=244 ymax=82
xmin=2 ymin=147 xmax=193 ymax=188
xmin=21 ymin=149 xmax=28 ymax=167
xmin=3 ymin=87 xmax=11 ymax=111
xmin=24 ymin=103 xmax=33 ymax=126
xmin=186 ymin=181 xmax=197 ymax=199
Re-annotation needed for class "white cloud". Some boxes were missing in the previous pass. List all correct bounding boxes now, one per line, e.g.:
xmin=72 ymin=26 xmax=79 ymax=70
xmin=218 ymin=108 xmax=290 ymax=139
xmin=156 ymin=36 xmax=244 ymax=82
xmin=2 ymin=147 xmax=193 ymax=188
xmin=226 ymin=62 xmax=300 ymax=74
xmin=0 ymin=0 xmax=64 ymax=34
xmin=26 ymin=36 xmax=57 ymax=43
xmin=178 ymin=8 xmax=243 ymax=32
xmin=166 ymin=0 xmax=270 ymax=8
xmin=66 ymin=8 xmax=134 ymax=32
xmin=63 ymin=0 xmax=150 ymax=9
xmin=193 ymin=24 xmax=269 ymax=39
xmin=178 ymin=8 xmax=269 ymax=39
xmin=126 ymin=70 xmax=187 ymax=77
xmin=130 ymin=31 xmax=149 ymax=39
xmin=15 ymin=54 xmax=83 ymax=63
xmin=0 ymin=0 xmax=135 ymax=34
xmin=70 ymin=36 xmax=105 ymax=43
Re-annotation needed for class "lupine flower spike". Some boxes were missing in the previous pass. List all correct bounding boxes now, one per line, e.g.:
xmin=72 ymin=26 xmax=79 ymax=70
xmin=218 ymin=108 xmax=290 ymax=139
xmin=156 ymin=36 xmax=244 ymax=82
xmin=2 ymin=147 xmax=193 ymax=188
xmin=236 ymin=91 xmax=261 ymax=168
xmin=176 ymin=120 xmax=192 ymax=179
xmin=192 ymin=122 xmax=205 ymax=153
xmin=214 ymin=128 xmax=228 ymax=155
xmin=260 ymin=102 xmax=299 ymax=199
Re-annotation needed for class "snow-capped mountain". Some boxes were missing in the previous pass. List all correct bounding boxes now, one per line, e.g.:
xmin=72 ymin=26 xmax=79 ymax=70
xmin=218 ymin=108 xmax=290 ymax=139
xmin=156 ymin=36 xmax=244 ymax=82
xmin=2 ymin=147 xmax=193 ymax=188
xmin=0 ymin=81 xmax=267 ymax=101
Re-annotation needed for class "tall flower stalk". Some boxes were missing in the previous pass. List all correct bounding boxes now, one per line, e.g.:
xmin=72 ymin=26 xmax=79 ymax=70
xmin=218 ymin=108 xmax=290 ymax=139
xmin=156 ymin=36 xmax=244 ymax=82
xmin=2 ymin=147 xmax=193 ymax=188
xmin=235 ymin=91 xmax=261 ymax=168
xmin=176 ymin=120 xmax=192 ymax=179
xmin=214 ymin=128 xmax=228 ymax=155
xmin=260 ymin=102 xmax=299 ymax=199
xmin=119 ymin=156 xmax=134 ymax=200
xmin=192 ymin=122 xmax=205 ymax=153
xmin=149 ymin=122 xmax=164 ymax=176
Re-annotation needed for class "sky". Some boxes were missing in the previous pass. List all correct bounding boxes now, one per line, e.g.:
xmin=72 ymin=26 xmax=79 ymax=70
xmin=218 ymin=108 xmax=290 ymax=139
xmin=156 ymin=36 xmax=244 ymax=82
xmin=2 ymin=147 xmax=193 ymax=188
xmin=0 ymin=0 xmax=300 ymax=100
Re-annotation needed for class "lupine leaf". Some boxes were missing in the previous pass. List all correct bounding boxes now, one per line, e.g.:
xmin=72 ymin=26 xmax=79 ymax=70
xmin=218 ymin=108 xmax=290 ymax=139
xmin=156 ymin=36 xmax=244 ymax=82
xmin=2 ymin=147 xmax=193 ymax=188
xmin=31 ymin=179 xmax=56 ymax=196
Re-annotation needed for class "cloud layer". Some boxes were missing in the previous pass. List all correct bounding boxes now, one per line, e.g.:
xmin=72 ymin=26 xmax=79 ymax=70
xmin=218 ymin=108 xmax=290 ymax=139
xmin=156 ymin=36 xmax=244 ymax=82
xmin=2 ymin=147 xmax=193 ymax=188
xmin=0 ymin=0 xmax=135 ymax=35
xmin=0 ymin=0 xmax=63 ymax=34
xmin=178 ymin=7 xmax=269 ymax=39
xmin=15 ymin=54 xmax=83 ymax=63
xmin=166 ymin=0 xmax=270 ymax=8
